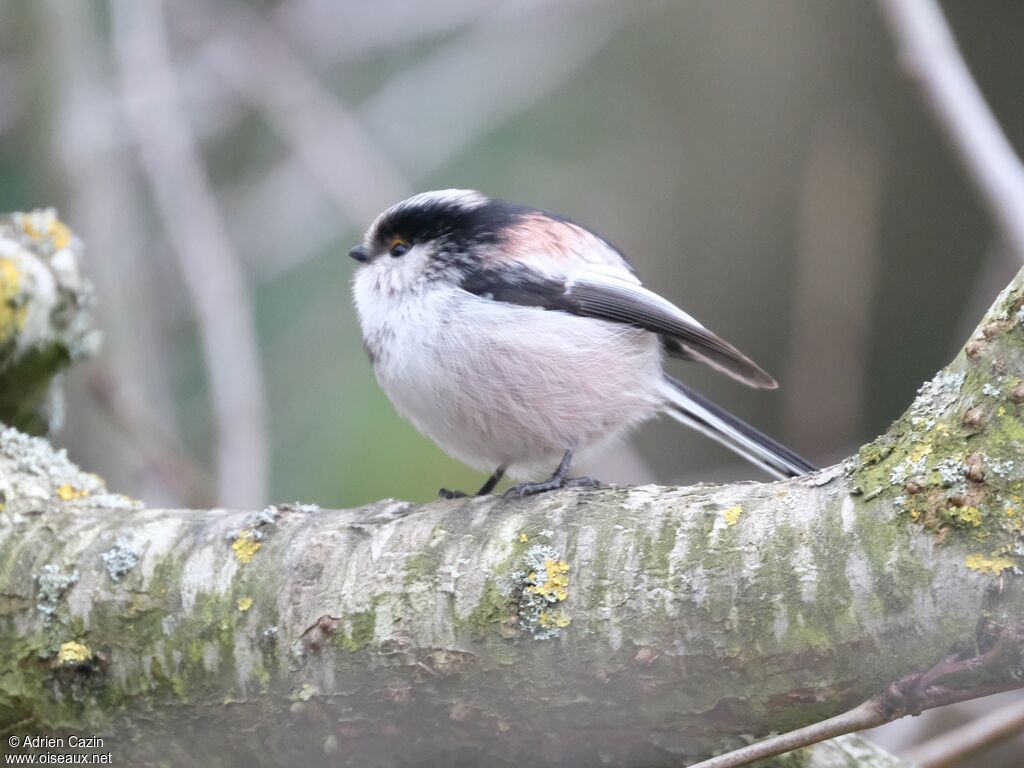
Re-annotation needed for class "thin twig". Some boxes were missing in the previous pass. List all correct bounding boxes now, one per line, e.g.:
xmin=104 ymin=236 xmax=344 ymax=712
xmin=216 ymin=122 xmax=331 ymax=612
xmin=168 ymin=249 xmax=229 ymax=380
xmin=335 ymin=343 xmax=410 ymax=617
xmin=904 ymin=695 xmax=1024 ymax=768
xmin=112 ymin=0 xmax=269 ymax=507
xmin=876 ymin=0 xmax=1024 ymax=262
xmin=687 ymin=629 xmax=1024 ymax=768
xmin=685 ymin=702 xmax=886 ymax=768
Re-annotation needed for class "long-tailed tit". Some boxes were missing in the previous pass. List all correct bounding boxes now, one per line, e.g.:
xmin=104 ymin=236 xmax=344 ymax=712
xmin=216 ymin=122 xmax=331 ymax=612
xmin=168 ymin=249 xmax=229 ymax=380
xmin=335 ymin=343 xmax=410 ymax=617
xmin=350 ymin=190 xmax=815 ymax=498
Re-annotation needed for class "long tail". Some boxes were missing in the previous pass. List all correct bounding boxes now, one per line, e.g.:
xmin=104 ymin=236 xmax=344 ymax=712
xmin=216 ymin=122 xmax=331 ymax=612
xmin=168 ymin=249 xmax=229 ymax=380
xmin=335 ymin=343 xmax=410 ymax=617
xmin=661 ymin=375 xmax=817 ymax=480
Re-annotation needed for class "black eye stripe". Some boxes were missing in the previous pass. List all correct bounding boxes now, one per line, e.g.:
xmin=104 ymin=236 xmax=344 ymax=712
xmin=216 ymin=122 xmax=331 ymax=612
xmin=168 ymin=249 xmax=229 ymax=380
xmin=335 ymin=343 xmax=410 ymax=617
xmin=370 ymin=196 xmax=636 ymax=273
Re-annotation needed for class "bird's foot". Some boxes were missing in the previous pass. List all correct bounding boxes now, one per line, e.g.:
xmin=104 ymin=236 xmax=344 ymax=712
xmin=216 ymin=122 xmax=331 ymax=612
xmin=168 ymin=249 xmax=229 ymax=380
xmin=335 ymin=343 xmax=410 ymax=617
xmin=438 ymin=488 xmax=467 ymax=499
xmin=503 ymin=475 xmax=603 ymax=499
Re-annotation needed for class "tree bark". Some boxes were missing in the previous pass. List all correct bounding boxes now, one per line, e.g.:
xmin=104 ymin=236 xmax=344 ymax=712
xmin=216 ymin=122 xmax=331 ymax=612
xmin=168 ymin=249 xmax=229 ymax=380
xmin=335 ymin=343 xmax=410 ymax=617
xmin=4 ymin=270 xmax=1024 ymax=766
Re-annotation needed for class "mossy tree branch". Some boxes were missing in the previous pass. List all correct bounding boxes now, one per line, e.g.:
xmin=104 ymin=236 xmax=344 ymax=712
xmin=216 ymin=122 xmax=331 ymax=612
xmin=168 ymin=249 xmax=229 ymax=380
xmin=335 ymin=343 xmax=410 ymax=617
xmin=3 ymin=267 xmax=1024 ymax=765
xmin=0 ymin=210 xmax=98 ymax=435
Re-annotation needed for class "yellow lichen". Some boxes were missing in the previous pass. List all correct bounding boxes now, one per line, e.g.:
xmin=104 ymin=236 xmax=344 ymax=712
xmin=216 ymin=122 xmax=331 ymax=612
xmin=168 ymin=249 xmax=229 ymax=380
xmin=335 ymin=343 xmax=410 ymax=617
xmin=964 ymin=553 xmax=1016 ymax=575
xmin=57 ymin=641 xmax=92 ymax=665
xmin=527 ymin=559 xmax=570 ymax=602
xmin=17 ymin=210 xmax=72 ymax=251
xmin=519 ymin=532 xmax=529 ymax=543
xmin=723 ymin=505 xmax=743 ymax=526
xmin=520 ymin=546 xmax=572 ymax=638
xmin=538 ymin=610 xmax=572 ymax=629
xmin=56 ymin=484 xmax=89 ymax=501
xmin=236 ymin=596 xmax=253 ymax=612
xmin=231 ymin=529 xmax=262 ymax=564
xmin=949 ymin=506 xmax=984 ymax=527
xmin=48 ymin=218 xmax=72 ymax=251
xmin=907 ymin=441 xmax=933 ymax=464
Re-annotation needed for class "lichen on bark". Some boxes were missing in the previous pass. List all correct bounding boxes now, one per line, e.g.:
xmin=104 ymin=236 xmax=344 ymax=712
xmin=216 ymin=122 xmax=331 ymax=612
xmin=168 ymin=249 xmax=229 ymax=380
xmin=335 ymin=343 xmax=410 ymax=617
xmin=0 ymin=431 xmax=1021 ymax=765
xmin=848 ymin=272 xmax=1024 ymax=583
xmin=0 ymin=210 xmax=99 ymax=434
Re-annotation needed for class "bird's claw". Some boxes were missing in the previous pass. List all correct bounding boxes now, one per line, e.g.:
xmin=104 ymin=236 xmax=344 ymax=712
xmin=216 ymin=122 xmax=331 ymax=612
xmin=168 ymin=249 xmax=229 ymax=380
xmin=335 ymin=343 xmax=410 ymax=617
xmin=502 ymin=476 xmax=603 ymax=499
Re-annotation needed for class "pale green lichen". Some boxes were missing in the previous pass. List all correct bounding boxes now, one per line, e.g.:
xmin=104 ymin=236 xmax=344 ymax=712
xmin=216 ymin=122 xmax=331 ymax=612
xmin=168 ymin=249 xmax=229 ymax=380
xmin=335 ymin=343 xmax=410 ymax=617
xmin=271 ymin=501 xmax=321 ymax=514
xmin=101 ymin=536 xmax=140 ymax=582
xmin=0 ymin=425 xmax=139 ymax=516
xmin=845 ymin=308 xmax=1024 ymax=579
xmin=35 ymin=563 xmax=80 ymax=621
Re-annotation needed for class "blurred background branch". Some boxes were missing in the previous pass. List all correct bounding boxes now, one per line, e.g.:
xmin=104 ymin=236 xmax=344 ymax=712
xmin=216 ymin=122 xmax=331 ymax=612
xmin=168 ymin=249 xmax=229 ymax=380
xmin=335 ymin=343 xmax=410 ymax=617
xmin=112 ymin=0 xmax=269 ymax=507
xmin=195 ymin=5 xmax=412 ymax=227
xmin=877 ymin=0 xmax=1024 ymax=263
xmin=905 ymin=696 xmax=1024 ymax=768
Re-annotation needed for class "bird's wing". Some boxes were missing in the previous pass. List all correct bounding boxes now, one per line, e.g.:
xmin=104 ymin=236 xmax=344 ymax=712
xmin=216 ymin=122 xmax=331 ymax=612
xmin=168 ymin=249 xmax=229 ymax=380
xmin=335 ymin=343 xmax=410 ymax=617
xmin=459 ymin=264 xmax=777 ymax=389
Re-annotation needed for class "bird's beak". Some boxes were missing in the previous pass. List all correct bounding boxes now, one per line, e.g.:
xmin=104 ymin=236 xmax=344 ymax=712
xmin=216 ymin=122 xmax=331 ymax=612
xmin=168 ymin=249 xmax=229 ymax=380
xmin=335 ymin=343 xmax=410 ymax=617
xmin=348 ymin=245 xmax=370 ymax=263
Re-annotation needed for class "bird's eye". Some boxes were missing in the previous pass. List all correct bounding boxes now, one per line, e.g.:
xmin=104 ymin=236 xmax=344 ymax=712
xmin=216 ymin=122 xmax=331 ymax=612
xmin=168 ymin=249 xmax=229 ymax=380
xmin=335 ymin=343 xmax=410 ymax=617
xmin=389 ymin=238 xmax=410 ymax=257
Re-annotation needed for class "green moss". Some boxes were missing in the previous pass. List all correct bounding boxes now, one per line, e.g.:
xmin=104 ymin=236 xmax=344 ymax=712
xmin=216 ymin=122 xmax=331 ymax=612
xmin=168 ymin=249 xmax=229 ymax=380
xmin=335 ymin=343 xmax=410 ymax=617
xmin=642 ymin=515 xmax=680 ymax=579
xmin=679 ymin=503 xmax=716 ymax=574
xmin=335 ymin=609 xmax=377 ymax=652
xmin=0 ymin=632 xmax=53 ymax=734
xmin=403 ymin=550 xmax=440 ymax=584
xmin=755 ymin=521 xmax=804 ymax=644
xmin=857 ymin=437 xmax=895 ymax=469
xmin=842 ymin=333 xmax=1024 ymax=577
xmin=458 ymin=578 xmax=514 ymax=642
xmin=852 ymin=501 xmax=936 ymax=615
xmin=811 ymin=504 xmax=853 ymax=607
xmin=701 ymin=516 xmax=744 ymax=630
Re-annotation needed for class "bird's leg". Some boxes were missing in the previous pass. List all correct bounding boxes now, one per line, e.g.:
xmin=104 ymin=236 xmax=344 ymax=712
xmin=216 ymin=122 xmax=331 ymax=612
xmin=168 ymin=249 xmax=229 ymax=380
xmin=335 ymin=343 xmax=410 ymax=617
xmin=475 ymin=466 xmax=506 ymax=495
xmin=439 ymin=466 xmax=507 ymax=499
xmin=504 ymin=448 xmax=601 ymax=499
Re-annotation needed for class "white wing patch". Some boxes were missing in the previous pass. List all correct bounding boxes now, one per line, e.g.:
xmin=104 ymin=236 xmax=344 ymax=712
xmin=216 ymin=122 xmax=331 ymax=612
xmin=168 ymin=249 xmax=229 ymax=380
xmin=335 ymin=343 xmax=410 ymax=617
xmin=566 ymin=266 xmax=707 ymax=329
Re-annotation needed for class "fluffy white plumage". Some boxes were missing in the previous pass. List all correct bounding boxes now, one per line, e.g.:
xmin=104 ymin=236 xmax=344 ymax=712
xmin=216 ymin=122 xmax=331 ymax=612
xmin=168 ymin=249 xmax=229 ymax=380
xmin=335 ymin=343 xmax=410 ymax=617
xmin=354 ymin=264 xmax=665 ymax=479
xmin=351 ymin=189 xmax=814 ymax=489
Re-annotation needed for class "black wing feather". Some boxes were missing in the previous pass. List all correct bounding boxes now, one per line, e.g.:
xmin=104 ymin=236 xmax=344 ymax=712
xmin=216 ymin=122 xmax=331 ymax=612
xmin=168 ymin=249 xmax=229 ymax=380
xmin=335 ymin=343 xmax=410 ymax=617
xmin=460 ymin=266 xmax=777 ymax=389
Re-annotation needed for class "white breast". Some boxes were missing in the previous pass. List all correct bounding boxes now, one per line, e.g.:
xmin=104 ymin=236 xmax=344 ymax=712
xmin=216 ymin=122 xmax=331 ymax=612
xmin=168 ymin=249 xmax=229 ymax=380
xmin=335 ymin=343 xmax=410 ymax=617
xmin=353 ymin=268 xmax=665 ymax=480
